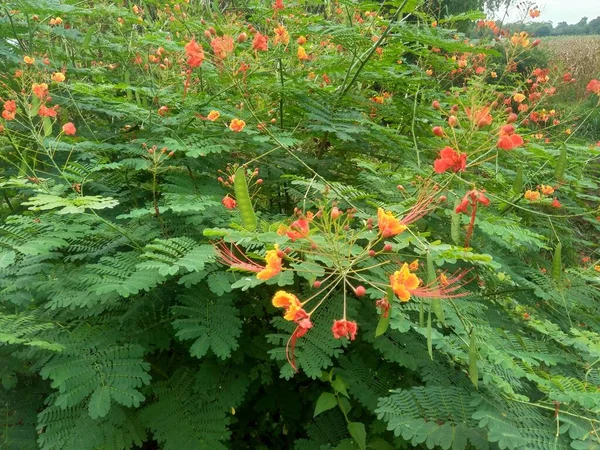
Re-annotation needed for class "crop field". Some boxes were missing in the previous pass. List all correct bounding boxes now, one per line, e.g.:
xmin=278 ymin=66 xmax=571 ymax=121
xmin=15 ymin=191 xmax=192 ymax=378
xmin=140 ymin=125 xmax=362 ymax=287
xmin=544 ymin=35 xmax=600 ymax=97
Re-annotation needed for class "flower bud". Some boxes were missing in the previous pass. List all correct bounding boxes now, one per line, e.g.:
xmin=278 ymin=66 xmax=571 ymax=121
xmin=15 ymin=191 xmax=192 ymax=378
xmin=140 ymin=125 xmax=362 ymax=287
xmin=355 ymin=286 xmax=366 ymax=297
xmin=432 ymin=126 xmax=444 ymax=137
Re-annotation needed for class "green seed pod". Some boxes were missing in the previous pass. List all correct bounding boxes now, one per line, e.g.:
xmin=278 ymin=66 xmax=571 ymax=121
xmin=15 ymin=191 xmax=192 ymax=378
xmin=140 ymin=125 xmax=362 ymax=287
xmin=469 ymin=329 xmax=478 ymax=389
xmin=555 ymin=145 xmax=567 ymax=181
xmin=552 ymin=242 xmax=562 ymax=282
xmin=512 ymin=166 xmax=523 ymax=194
xmin=234 ymin=167 xmax=257 ymax=231
xmin=451 ymin=199 xmax=461 ymax=245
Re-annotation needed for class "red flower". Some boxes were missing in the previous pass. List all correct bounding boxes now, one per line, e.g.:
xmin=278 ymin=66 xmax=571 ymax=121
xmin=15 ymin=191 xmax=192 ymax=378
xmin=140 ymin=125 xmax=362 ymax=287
xmin=3 ymin=100 xmax=16 ymax=113
xmin=273 ymin=0 xmax=284 ymax=9
xmin=332 ymin=319 xmax=358 ymax=340
xmin=433 ymin=147 xmax=466 ymax=174
xmin=496 ymin=124 xmax=524 ymax=150
xmin=38 ymin=104 xmax=58 ymax=117
xmin=551 ymin=198 xmax=561 ymax=208
xmin=252 ymin=32 xmax=268 ymax=52
xmin=210 ymin=35 xmax=234 ymax=60
xmin=586 ymin=79 xmax=600 ymax=95
xmin=222 ymin=195 xmax=237 ymax=209
xmin=62 ymin=122 xmax=76 ymax=135
xmin=286 ymin=218 xmax=309 ymax=241
xmin=185 ymin=39 xmax=204 ymax=68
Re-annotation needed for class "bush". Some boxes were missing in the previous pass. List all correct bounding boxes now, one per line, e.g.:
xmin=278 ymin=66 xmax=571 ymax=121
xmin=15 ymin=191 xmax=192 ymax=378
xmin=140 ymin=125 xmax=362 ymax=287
xmin=1 ymin=2 xmax=599 ymax=449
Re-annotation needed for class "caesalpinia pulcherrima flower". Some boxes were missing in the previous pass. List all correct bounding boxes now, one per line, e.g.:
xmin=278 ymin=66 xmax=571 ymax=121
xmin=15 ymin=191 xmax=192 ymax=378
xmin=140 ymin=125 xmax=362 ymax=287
xmin=185 ymin=39 xmax=204 ymax=68
xmin=221 ymin=195 xmax=236 ymax=209
xmin=497 ymin=124 xmax=524 ymax=150
xmin=62 ymin=122 xmax=76 ymax=135
xmin=390 ymin=263 xmax=471 ymax=302
xmin=434 ymin=147 xmax=467 ymax=174
xmin=273 ymin=25 xmax=290 ymax=45
xmin=229 ymin=119 xmax=246 ymax=132
xmin=377 ymin=208 xmax=406 ymax=237
xmin=2 ymin=100 xmax=17 ymax=120
xmin=332 ymin=319 xmax=358 ymax=340
xmin=210 ymin=35 xmax=234 ymax=60
xmin=252 ymin=32 xmax=268 ymax=52
xmin=257 ymin=246 xmax=282 ymax=280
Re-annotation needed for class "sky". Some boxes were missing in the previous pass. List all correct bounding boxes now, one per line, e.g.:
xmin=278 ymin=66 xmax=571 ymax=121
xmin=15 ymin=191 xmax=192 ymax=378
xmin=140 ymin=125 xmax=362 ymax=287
xmin=489 ymin=0 xmax=600 ymax=25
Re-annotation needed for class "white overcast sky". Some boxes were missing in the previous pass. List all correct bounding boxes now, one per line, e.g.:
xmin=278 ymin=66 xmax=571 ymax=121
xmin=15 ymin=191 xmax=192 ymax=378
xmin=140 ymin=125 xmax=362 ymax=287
xmin=489 ymin=0 xmax=600 ymax=25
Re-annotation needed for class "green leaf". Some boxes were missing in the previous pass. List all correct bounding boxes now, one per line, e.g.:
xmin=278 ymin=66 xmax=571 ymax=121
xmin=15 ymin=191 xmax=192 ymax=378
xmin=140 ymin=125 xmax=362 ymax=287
xmin=88 ymin=387 xmax=111 ymax=419
xmin=0 ymin=250 xmax=16 ymax=268
xmin=331 ymin=377 xmax=350 ymax=399
xmin=347 ymin=422 xmax=367 ymax=450
xmin=313 ymin=392 xmax=337 ymax=418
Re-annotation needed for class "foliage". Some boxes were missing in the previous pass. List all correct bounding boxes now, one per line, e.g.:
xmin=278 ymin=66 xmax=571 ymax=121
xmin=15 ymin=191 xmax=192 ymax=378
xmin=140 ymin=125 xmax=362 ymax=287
xmin=0 ymin=1 xmax=599 ymax=449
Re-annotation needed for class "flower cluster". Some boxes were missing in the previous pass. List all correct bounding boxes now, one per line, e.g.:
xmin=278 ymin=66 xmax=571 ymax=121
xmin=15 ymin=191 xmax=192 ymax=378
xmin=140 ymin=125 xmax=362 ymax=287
xmin=215 ymin=183 xmax=471 ymax=371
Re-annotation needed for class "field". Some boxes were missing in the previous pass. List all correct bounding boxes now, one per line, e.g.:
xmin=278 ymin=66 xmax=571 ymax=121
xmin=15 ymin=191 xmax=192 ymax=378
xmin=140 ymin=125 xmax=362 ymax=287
xmin=544 ymin=35 xmax=600 ymax=97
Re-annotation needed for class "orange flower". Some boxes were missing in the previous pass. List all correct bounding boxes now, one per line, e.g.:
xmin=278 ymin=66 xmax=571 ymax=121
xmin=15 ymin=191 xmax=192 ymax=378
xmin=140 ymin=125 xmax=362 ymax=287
xmin=273 ymin=0 xmax=284 ymax=10
xmin=257 ymin=246 xmax=282 ymax=280
xmin=185 ymin=39 xmax=204 ymax=68
xmin=332 ymin=319 xmax=358 ymax=340
xmin=32 ymin=83 xmax=49 ymax=99
xmin=229 ymin=118 xmax=246 ymax=132
xmin=51 ymin=72 xmax=65 ymax=83
xmin=1 ymin=110 xmax=15 ymax=121
xmin=377 ymin=208 xmax=407 ymax=238
xmin=540 ymin=184 xmax=554 ymax=195
xmin=207 ymin=110 xmax=220 ymax=121
xmin=513 ymin=93 xmax=526 ymax=103
xmin=551 ymin=198 xmax=561 ymax=208
xmin=297 ymin=36 xmax=307 ymax=45
xmin=23 ymin=56 xmax=35 ymax=65
xmin=38 ymin=104 xmax=58 ymax=117
xmin=272 ymin=291 xmax=302 ymax=321
xmin=274 ymin=25 xmax=289 ymax=45
xmin=524 ymin=190 xmax=540 ymax=201
xmin=221 ymin=195 xmax=236 ymax=209
xmin=210 ymin=35 xmax=234 ymax=59
xmin=62 ymin=122 xmax=76 ymax=135
xmin=409 ymin=259 xmax=419 ymax=271
xmin=3 ymin=101 xmax=16 ymax=113
xmin=529 ymin=8 xmax=540 ymax=18
xmin=286 ymin=218 xmax=310 ymax=241
xmin=158 ymin=105 xmax=169 ymax=116
xmin=297 ymin=46 xmax=309 ymax=61
xmin=390 ymin=263 xmax=420 ymax=302
xmin=252 ymin=32 xmax=268 ymax=52
xmin=49 ymin=17 xmax=63 ymax=25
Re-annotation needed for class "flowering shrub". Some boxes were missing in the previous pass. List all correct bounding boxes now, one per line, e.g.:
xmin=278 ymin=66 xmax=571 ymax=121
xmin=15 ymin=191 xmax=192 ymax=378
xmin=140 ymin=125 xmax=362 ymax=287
xmin=0 ymin=1 xmax=599 ymax=450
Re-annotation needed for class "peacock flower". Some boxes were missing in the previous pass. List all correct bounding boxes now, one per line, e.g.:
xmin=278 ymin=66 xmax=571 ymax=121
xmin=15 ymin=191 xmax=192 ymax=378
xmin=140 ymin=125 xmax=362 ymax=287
xmin=23 ymin=56 xmax=35 ymax=65
xmin=257 ymin=245 xmax=282 ymax=280
xmin=207 ymin=110 xmax=220 ymax=121
xmin=252 ymin=32 xmax=268 ymax=52
xmin=185 ymin=39 xmax=204 ymax=68
xmin=389 ymin=263 xmax=420 ymax=302
xmin=433 ymin=147 xmax=467 ymax=174
xmin=274 ymin=25 xmax=290 ymax=46
xmin=377 ymin=208 xmax=407 ymax=237
xmin=524 ymin=190 xmax=540 ymax=201
xmin=540 ymin=184 xmax=554 ymax=196
xmin=229 ymin=119 xmax=246 ymax=132
xmin=210 ymin=35 xmax=234 ymax=59
xmin=496 ymin=124 xmax=524 ymax=151
xmin=32 ymin=83 xmax=49 ymax=99
xmin=51 ymin=72 xmax=65 ymax=83
xmin=513 ymin=93 xmax=526 ymax=103
xmin=273 ymin=0 xmax=284 ymax=10
xmin=332 ymin=319 xmax=358 ymax=340
xmin=297 ymin=46 xmax=309 ymax=61
xmin=286 ymin=218 xmax=310 ymax=241
xmin=272 ymin=291 xmax=302 ymax=321
xmin=221 ymin=195 xmax=236 ymax=209
xmin=62 ymin=122 xmax=76 ymax=135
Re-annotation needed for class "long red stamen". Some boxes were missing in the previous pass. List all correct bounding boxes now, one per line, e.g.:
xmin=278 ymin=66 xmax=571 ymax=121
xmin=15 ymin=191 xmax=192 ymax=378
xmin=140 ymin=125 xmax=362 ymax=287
xmin=214 ymin=241 xmax=264 ymax=272
xmin=286 ymin=326 xmax=308 ymax=372
xmin=401 ymin=187 xmax=438 ymax=226
xmin=413 ymin=269 xmax=472 ymax=299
